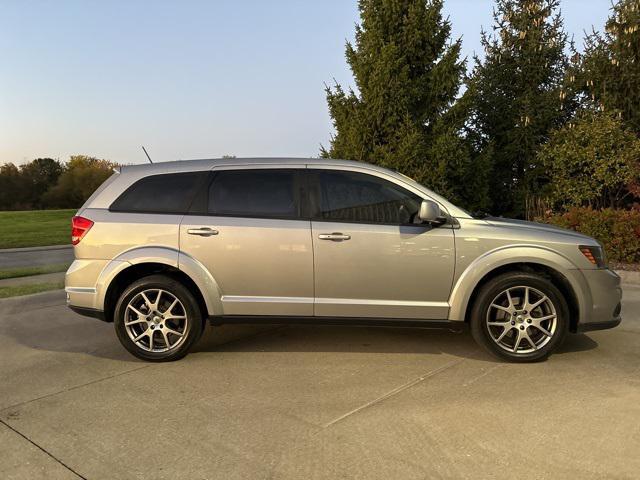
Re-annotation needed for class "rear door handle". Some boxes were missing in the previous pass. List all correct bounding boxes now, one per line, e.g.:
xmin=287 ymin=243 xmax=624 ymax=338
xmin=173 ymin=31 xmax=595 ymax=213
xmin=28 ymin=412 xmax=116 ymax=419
xmin=318 ymin=232 xmax=351 ymax=241
xmin=187 ymin=227 xmax=218 ymax=237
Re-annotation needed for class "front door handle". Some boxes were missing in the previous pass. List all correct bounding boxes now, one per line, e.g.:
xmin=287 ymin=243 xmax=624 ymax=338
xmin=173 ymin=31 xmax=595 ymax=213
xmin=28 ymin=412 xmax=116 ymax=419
xmin=187 ymin=227 xmax=219 ymax=237
xmin=318 ymin=232 xmax=351 ymax=241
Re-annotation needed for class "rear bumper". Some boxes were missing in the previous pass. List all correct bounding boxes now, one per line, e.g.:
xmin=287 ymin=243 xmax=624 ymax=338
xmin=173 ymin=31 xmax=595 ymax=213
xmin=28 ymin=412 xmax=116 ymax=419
xmin=65 ymin=259 xmax=109 ymax=310
xmin=68 ymin=304 xmax=107 ymax=322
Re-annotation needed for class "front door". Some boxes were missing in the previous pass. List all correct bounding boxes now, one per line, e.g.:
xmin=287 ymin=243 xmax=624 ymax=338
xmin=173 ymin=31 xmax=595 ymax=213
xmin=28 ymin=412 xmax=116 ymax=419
xmin=180 ymin=166 xmax=313 ymax=316
xmin=309 ymin=168 xmax=455 ymax=320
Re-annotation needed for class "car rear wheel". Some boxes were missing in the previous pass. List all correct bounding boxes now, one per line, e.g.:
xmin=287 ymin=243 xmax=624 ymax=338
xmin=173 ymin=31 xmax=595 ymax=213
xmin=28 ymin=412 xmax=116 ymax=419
xmin=470 ymin=272 xmax=569 ymax=362
xmin=114 ymin=275 xmax=204 ymax=361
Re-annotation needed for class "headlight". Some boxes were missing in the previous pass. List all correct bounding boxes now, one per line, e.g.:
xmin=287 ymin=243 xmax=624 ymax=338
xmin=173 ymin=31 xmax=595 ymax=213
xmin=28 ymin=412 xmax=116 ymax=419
xmin=579 ymin=245 xmax=607 ymax=268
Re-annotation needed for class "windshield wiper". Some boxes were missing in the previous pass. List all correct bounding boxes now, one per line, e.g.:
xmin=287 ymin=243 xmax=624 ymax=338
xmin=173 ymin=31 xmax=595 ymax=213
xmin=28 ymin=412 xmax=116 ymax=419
xmin=471 ymin=211 xmax=491 ymax=219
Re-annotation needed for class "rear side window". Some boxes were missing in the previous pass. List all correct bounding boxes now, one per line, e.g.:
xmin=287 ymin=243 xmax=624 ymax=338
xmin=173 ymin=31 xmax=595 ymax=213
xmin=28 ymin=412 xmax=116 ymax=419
xmin=110 ymin=172 xmax=208 ymax=214
xmin=313 ymin=170 xmax=422 ymax=224
xmin=208 ymin=169 xmax=300 ymax=219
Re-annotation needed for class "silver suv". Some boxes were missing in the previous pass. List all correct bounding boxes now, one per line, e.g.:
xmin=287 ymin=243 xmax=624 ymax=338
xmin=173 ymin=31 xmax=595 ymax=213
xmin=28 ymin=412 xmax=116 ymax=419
xmin=66 ymin=158 xmax=622 ymax=362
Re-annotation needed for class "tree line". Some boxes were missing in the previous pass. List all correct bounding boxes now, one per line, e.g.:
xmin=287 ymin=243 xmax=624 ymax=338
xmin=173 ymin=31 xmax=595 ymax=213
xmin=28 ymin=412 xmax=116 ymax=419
xmin=0 ymin=156 xmax=114 ymax=210
xmin=323 ymin=0 xmax=640 ymax=219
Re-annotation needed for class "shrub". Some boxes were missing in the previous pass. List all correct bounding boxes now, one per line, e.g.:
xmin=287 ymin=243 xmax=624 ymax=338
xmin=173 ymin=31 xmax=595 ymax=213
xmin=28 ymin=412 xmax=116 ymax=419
xmin=537 ymin=207 xmax=640 ymax=264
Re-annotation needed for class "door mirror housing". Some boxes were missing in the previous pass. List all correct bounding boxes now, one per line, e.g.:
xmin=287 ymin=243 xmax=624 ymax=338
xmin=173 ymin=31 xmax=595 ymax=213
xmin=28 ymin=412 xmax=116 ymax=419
xmin=418 ymin=200 xmax=445 ymax=225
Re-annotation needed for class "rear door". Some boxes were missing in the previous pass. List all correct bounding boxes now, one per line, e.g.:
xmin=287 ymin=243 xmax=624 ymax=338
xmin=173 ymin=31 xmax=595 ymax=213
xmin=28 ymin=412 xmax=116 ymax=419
xmin=308 ymin=167 xmax=455 ymax=320
xmin=179 ymin=165 xmax=314 ymax=316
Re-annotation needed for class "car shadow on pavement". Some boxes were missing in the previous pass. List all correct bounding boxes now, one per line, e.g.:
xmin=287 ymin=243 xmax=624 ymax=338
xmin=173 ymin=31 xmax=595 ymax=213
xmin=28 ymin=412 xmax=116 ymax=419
xmin=1 ymin=313 xmax=136 ymax=362
xmin=3 ymin=308 xmax=598 ymax=363
xmin=4 ymin=314 xmax=491 ymax=362
xmin=195 ymin=324 xmax=598 ymax=360
xmin=195 ymin=324 xmax=485 ymax=358
xmin=556 ymin=333 xmax=599 ymax=354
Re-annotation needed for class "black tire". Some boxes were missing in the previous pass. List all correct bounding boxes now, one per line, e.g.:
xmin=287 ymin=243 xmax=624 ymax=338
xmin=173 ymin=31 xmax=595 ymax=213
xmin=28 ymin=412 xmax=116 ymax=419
xmin=470 ymin=272 xmax=569 ymax=363
xmin=114 ymin=274 xmax=204 ymax=362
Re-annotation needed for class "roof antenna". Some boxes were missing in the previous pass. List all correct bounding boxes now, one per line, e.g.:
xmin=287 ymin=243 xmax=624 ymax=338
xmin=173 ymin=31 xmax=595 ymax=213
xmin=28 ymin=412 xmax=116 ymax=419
xmin=141 ymin=145 xmax=153 ymax=164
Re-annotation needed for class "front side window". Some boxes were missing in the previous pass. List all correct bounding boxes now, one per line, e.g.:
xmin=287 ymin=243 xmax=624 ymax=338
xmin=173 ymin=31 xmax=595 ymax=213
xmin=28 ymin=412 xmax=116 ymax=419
xmin=110 ymin=172 xmax=208 ymax=214
xmin=208 ymin=169 xmax=300 ymax=218
xmin=313 ymin=170 xmax=422 ymax=225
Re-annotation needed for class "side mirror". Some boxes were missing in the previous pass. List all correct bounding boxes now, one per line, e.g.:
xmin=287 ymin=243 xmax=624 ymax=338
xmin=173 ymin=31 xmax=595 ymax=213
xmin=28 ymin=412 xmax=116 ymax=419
xmin=418 ymin=199 xmax=444 ymax=225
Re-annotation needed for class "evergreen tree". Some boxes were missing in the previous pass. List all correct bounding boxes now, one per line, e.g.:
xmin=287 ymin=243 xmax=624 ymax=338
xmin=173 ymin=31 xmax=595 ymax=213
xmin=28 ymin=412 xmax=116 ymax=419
xmin=323 ymin=0 xmax=483 ymax=208
xmin=467 ymin=0 xmax=572 ymax=217
xmin=570 ymin=0 xmax=640 ymax=134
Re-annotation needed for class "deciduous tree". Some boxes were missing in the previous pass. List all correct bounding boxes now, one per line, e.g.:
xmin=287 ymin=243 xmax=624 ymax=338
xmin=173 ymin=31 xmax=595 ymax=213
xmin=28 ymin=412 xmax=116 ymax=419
xmin=537 ymin=110 xmax=640 ymax=209
xmin=43 ymin=155 xmax=115 ymax=208
xmin=19 ymin=158 xmax=63 ymax=208
xmin=0 ymin=163 xmax=27 ymax=209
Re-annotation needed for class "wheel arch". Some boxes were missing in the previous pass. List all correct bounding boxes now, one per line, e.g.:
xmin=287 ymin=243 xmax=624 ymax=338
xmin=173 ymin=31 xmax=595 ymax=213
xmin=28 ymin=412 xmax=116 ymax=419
xmin=103 ymin=263 xmax=210 ymax=323
xmin=449 ymin=246 xmax=585 ymax=332
xmin=96 ymin=247 xmax=222 ymax=322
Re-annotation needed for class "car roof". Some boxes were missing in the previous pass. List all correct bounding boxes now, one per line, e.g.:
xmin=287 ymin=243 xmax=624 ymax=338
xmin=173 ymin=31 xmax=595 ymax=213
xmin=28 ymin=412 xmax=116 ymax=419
xmin=119 ymin=157 xmax=373 ymax=173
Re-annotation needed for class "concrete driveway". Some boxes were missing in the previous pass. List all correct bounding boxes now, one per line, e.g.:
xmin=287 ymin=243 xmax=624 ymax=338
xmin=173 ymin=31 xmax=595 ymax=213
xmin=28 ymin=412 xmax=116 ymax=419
xmin=1 ymin=285 xmax=639 ymax=480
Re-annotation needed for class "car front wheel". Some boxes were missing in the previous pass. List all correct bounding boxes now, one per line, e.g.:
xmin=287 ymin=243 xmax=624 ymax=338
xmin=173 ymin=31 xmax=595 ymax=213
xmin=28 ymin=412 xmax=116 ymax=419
xmin=114 ymin=275 xmax=204 ymax=362
xmin=470 ymin=272 xmax=569 ymax=362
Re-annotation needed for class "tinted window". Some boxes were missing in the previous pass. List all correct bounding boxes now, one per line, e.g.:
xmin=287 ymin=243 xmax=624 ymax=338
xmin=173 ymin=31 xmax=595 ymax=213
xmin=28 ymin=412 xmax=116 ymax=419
xmin=208 ymin=169 xmax=299 ymax=218
xmin=314 ymin=170 xmax=422 ymax=224
xmin=110 ymin=172 xmax=208 ymax=214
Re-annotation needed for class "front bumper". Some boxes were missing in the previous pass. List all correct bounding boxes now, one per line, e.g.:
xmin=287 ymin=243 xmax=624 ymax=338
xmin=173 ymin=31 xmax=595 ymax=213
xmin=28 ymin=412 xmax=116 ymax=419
xmin=577 ymin=316 xmax=621 ymax=332
xmin=575 ymin=268 xmax=622 ymax=332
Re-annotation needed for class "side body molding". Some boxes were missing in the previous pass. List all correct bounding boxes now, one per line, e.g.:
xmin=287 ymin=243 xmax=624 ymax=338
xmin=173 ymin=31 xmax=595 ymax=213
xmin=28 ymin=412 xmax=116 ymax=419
xmin=94 ymin=246 xmax=223 ymax=316
xmin=447 ymin=245 xmax=590 ymax=322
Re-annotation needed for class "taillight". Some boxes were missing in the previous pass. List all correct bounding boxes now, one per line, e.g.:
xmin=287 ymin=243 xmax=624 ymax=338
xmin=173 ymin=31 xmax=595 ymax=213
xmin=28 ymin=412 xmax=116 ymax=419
xmin=71 ymin=216 xmax=94 ymax=245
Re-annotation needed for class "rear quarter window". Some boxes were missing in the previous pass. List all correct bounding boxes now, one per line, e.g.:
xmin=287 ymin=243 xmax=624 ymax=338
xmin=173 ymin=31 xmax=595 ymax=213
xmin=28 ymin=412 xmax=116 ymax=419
xmin=110 ymin=172 xmax=209 ymax=214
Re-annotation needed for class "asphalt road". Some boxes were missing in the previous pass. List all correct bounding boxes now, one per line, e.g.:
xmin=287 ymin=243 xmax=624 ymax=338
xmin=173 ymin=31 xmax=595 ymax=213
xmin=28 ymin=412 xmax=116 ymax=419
xmin=0 ymin=245 xmax=74 ymax=269
xmin=1 ymin=285 xmax=639 ymax=480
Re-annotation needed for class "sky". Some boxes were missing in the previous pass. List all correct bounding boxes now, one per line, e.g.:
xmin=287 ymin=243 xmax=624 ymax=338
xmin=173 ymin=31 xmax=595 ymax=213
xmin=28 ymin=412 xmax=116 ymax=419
xmin=0 ymin=0 xmax=613 ymax=165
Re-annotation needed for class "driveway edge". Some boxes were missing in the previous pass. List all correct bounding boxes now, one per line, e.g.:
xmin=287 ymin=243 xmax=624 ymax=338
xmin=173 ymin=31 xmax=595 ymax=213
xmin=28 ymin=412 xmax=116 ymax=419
xmin=616 ymin=270 xmax=640 ymax=286
xmin=0 ymin=290 xmax=66 ymax=315
xmin=0 ymin=245 xmax=72 ymax=254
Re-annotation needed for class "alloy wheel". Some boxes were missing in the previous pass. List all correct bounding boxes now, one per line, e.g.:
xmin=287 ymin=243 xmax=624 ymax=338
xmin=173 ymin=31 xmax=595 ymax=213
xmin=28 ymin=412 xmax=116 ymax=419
xmin=124 ymin=289 xmax=189 ymax=353
xmin=486 ymin=285 xmax=558 ymax=354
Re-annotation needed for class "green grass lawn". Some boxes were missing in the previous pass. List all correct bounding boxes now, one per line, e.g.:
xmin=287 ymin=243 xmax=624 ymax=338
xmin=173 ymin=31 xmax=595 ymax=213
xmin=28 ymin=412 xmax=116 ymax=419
xmin=0 ymin=263 xmax=71 ymax=280
xmin=0 ymin=209 xmax=75 ymax=249
xmin=0 ymin=281 xmax=65 ymax=299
